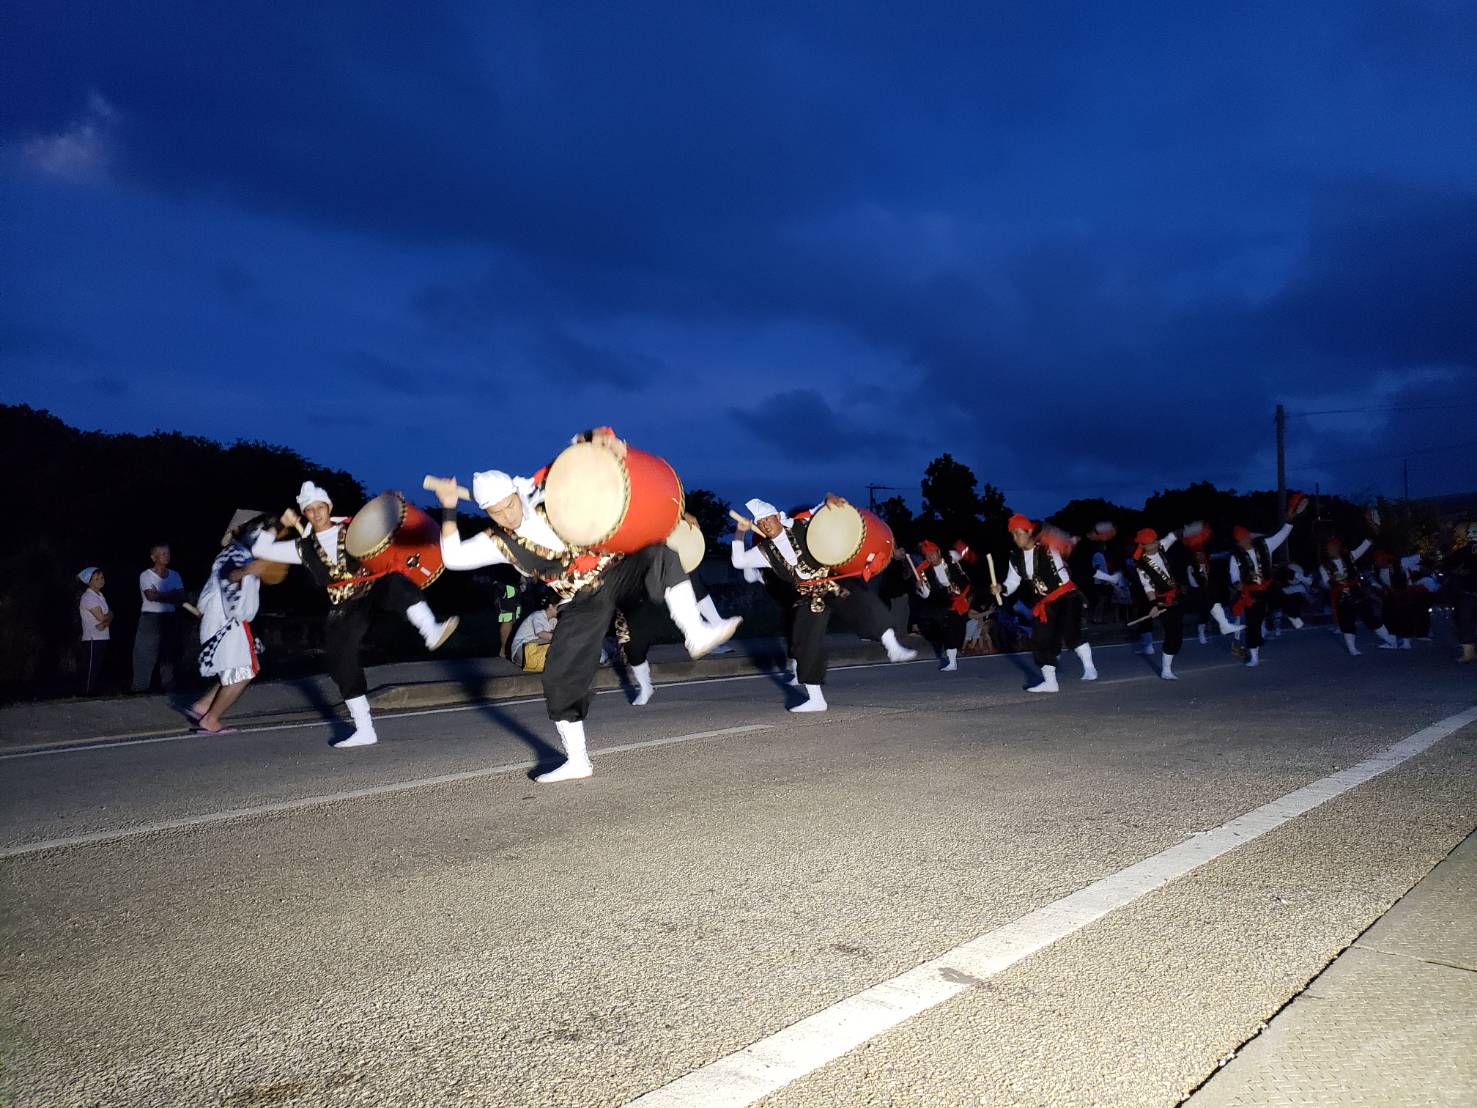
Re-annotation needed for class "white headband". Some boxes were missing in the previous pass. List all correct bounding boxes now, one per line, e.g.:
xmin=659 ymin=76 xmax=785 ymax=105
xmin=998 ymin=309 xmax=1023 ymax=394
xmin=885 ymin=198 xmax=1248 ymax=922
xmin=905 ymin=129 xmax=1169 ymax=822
xmin=745 ymin=498 xmax=780 ymax=521
xmin=296 ymin=480 xmax=332 ymax=511
xmin=472 ymin=469 xmax=517 ymax=510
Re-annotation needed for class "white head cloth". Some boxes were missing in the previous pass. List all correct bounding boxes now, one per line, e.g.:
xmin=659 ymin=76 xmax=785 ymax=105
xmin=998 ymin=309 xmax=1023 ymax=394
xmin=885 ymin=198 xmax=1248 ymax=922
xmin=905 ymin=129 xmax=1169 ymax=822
xmin=473 ymin=470 xmax=518 ymax=510
xmin=78 ymin=566 xmax=98 ymax=585
xmin=745 ymin=498 xmax=792 ymax=527
xmin=296 ymin=481 xmax=332 ymax=511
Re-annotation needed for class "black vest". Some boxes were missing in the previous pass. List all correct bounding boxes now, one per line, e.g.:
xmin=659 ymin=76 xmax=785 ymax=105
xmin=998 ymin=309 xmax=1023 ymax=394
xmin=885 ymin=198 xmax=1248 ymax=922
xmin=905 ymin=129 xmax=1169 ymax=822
xmin=920 ymin=558 xmax=970 ymax=605
xmin=1321 ymin=552 xmax=1361 ymax=589
xmin=297 ymin=526 xmax=373 ymax=605
xmin=1009 ymin=545 xmax=1064 ymax=596
xmin=755 ymin=518 xmax=829 ymax=585
xmin=1232 ymin=539 xmax=1273 ymax=587
xmin=1139 ymin=553 xmax=1176 ymax=596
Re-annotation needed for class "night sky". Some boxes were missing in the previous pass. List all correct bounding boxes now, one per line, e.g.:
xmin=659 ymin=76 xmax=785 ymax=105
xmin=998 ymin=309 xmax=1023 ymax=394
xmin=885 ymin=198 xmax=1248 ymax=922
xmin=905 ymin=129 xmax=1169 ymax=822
xmin=3 ymin=3 xmax=1475 ymax=516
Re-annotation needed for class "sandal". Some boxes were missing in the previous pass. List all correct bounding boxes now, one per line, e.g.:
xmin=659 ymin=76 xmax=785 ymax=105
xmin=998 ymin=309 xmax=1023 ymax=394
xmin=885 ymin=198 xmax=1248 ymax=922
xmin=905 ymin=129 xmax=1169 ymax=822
xmin=193 ymin=723 xmax=239 ymax=735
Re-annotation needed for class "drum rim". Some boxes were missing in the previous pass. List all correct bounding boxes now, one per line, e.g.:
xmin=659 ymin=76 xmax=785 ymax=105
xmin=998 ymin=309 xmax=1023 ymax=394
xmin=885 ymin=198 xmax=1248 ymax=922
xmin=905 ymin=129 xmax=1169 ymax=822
xmin=345 ymin=491 xmax=407 ymax=560
xmin=809 ymin=502 xmax=865 ymax=567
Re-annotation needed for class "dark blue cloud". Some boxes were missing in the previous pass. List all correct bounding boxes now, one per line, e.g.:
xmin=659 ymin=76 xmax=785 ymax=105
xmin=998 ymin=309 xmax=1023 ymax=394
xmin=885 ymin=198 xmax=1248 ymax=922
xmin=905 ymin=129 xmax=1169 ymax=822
xmin=2 ymin=1 xmax=1475 ymax=515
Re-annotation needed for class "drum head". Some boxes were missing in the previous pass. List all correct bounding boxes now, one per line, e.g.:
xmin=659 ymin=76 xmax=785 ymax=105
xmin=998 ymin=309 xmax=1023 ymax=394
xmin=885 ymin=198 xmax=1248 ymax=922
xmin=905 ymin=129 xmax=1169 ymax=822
xmin=805 ymin=503 xmax=864 ymax=566
xmin=543 ymin=442 xmax=627 ymax=546
xmin=666 ymin=519 xmax=706 ymax=573
xmin=344 ymin=492 xmax=405 ymax=558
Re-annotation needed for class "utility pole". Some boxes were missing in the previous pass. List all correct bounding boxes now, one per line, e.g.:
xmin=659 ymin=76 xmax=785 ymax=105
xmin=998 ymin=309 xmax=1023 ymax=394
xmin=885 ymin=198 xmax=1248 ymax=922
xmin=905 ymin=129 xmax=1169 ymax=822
xmin=866 ymin=484 xmax=903 ymax=511
xmin=1403 ymin=458 xmax=1409 ymax=506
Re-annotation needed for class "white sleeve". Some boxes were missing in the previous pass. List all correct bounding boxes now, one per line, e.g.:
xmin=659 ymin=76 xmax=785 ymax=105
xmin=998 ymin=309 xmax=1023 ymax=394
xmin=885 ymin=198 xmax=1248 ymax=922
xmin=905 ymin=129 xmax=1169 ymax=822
xmin=1264 ymin=522 xmax=1293 ymax=555
xmin=251 ymin=533 xmax=302 ymax=565
xmin=1002 ymin=565 xmax=1021 ymax=594
xmin=1400 ymin=554 xmax=1421 ymax=573
xmin=916 ymin=572 xmax=931 ymax=599
xmin=731 ymin=538 xmax=769 ymax=571
xmin=1349 ymin=538 xmax=1372 ymax=563
xmin=441 ymin=530 xmax=509 ymax=571
xmin=1160 ymin=531 xmax=1178 ymax=552
xmin=1050 ymin=551 xmax=1070 ymax=579
xmin=1319 ymin=564 xmax=1332 ymax=587
xmin=1135 ymin=567 xmax=1153 ymax=595
xmin=1229 ymin=558 xmax=1242 ymax=585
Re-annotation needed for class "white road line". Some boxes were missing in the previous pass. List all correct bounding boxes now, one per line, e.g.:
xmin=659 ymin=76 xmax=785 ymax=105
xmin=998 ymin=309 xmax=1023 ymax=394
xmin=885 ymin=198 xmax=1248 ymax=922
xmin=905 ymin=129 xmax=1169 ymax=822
xmin=0 ymin=724 xmax=772 ymax=859
xmin=624 ymin=705 xmax=1477 ymax=1108
xmin=0 ymin=640 xmax=1170 ymax=760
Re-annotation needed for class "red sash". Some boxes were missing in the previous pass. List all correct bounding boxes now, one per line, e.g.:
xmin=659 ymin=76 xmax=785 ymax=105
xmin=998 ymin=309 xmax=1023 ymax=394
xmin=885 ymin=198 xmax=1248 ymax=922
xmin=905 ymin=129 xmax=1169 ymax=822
xmin=1329 ymin=578 xmax=1360 ymax=624
xmin=1231 ymin=580 xmax=1270 ymax=617
xmin=1031 ymin=581 xmax=1078 ymax=622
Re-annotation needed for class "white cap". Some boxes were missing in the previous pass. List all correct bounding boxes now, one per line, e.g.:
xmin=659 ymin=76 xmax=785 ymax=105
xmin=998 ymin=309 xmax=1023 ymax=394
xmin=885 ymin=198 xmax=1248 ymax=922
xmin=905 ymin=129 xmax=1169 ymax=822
xmin=296 ymin=480 xmax=332 ymax=511
xmin=745 ymin=498 xmax=780 ymax=521
xmin=78 ymin=566 xmax=99 ymax=585
xmin=473 ymin=470 xmax=517 ymax=510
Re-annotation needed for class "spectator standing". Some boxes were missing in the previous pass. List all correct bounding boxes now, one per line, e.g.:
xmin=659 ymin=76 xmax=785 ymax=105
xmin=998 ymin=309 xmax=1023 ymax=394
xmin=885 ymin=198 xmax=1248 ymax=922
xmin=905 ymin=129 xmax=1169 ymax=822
xmin=133 ymin=543 xmax=186 ymax=692
xmin=77 ymin=567 xmax=112 ymax=695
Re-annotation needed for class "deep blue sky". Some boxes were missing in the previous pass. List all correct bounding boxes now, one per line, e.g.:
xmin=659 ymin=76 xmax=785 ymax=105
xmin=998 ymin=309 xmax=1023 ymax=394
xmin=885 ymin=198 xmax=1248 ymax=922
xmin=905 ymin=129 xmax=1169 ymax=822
xmin=3 ymin=2 xmax=1475 ymax=515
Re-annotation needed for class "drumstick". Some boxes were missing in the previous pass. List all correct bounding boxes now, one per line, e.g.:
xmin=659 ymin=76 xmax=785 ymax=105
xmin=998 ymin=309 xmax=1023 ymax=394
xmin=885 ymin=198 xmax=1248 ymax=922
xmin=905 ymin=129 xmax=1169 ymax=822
xmin=422 ymin=475 xmax=470 ymax=500
xmin=986 ymin=552 xmax=1002 ymax=598
xmin=1127 ymin=606 xmax=1164 ymax=627
xmin=729 ymin=509 xmax=752 ymax=527
xmin=183 ymin=602 xmax=202 ymax=618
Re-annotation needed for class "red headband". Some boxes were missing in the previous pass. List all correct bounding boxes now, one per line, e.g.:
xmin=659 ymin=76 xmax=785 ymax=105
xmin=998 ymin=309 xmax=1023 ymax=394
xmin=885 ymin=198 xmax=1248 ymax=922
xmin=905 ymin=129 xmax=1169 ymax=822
xmin=1007 ymin=513 xmax=1034 ymax=532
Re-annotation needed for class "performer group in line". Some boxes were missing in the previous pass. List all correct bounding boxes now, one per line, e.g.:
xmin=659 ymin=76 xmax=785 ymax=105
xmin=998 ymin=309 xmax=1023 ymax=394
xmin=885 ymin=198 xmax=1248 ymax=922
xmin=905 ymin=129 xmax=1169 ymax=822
xmin=142 ymin=427 xmax=1477 ymax=782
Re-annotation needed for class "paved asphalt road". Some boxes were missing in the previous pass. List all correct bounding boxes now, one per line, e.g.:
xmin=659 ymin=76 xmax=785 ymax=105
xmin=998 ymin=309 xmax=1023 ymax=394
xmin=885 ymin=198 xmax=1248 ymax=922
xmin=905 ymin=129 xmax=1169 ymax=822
xmin=3 ymin=633 xmax=1475 ymax=1106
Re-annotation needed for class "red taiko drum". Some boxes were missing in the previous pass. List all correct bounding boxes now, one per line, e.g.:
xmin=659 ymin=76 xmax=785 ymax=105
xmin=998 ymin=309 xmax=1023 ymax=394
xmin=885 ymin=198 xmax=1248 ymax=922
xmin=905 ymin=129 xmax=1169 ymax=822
xmin=541 ymin=442 xmax=685 ymax=554
xmin=803 ymin=503 xmax=895 ymax=581
xmin=343 ymin=491 xmax=445 ymax=588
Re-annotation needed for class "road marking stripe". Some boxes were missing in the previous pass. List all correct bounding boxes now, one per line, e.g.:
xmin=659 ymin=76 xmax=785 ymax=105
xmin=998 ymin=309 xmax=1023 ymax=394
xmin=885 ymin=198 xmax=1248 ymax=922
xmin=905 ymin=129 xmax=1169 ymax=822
xmin=1 ymin=640 xmax=1180 ymax=759
xmin=0 ymin=724 xmax=772 ymax=859
xmin=624 ymin=705 xmax=1477 ymax=1108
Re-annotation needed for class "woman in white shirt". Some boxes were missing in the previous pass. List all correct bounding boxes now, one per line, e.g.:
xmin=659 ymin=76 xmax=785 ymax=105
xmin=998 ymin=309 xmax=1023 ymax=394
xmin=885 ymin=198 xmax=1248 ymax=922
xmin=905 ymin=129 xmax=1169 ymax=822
xmin=77 ymin=567 xmax=112 ymax=695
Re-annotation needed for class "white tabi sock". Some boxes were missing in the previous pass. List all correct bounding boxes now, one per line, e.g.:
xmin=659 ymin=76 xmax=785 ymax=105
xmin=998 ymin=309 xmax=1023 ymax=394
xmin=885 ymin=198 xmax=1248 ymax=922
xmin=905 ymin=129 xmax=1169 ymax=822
xmin=405 ymin=601 xmax=458 ymax=650
xmin=942 ymin=647 xmax=958 ymax=672
xmin=790 ymin=684 xmax=827 ymax=712
xmin=785 ymin=657 xmax=801 ymax=687
xmin=696 ymin=593 xmax=735 ymax=653
xmin=1343 ymin=632 xmax=1361 ymax=656
xmin=1245 ymin=646 xmax=1260 ymax=668
xmin=1160 ymin=652 xmax=1177 ymax=680
xmin=1028 ymin=665 xmax=1059 ymax=693
xmin=630 ymin=661 xmax=654 ymax=706
xmin=1398 ymin=638 xmax=1412 ymax=649
xmin=1290 ymin=616 xmax=1305 ymax=629
xmin=1198 ymin=623 xmax=1208 ymax=645
xmin=665 ymin=580 xmax=741 ymax=659
xmin=536 ymin=720 xmax=593 ymax=782
xmin=335 ymin=695 xmax=378 ymax=748
xmin=881 ymin=628 xmax=917 ymax=663
xmin=1211 ymin=603 xmax=1240 ymax=636
xmin=1075 ymin=642 xmax=1097 ymax=680
xmin=1375 ymin=625 xmax=1398 ymax=648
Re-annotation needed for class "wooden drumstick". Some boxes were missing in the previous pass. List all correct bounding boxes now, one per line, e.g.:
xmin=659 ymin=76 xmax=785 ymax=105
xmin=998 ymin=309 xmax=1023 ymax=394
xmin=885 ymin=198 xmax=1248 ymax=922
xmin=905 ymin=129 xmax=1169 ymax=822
xmin=729 ymin=509 xmax=752 ymax=528
xmin=422 ymin=475 xmax=470 ymax=501
xmin=986 ymin=552 xmax=1003 ymax=600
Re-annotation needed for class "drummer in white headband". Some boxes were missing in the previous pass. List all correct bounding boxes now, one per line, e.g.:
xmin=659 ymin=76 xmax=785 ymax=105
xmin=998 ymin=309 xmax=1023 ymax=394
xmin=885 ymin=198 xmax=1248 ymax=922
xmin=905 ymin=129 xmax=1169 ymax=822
xmin=732 ymin=494 xmax=916 ymax=713
xmin=251 ymin=479 xmax=458 ymax=749
xmin=429 ymin=428 xmax=741 ymax=784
